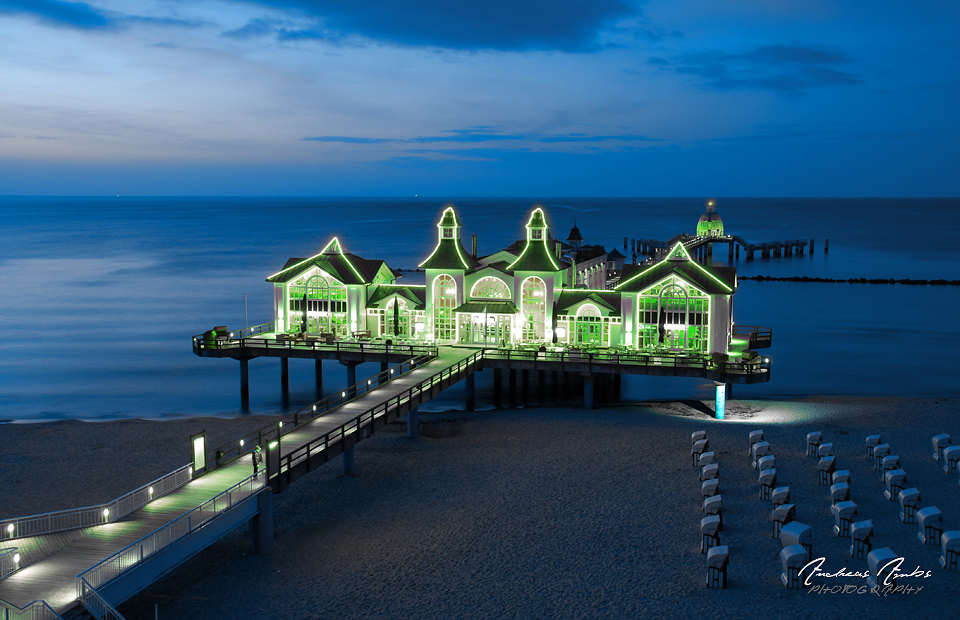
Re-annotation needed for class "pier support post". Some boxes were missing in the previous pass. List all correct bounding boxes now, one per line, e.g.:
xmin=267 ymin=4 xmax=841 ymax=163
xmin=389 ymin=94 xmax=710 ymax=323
xmin=342 ymin=361 xmax=359 ymax=398
xmin=250 ymin=489 xmax=274 ymax=555
xmin=407 ymin=407 xmax=418 ymax=438
xmin=509 ymin=369 xmax=517 ymax=407
xmin=810 ymin=238 xmax=815 ymax=253
xmin=381 ymin=361 xmax=389 ymax=374
xmin=736 ymin=244 xmax=740 ymax=259
xmin=280 ymin=358 xmax=289 ymax=395
xmin=714 ymin=383 xmax=727 ymax=420
xmin=728 ymin=242 xmax=734 ymax=262
xmin=315 ymin=360 xmax=323 ymax=397
xmin=342 ymin=445 xmax=355 ymax=476
xmin=613 ymin=373 xmax=622 ymax=401
xmin=239 ymin=358 xmax=250 ymax=408
xmin=824 ymin=238 xmax=829 ymax=254
xmin=494 ymin=368 xmax=502 ymax=407
xmin=538 ymin=370 xmax=546 ymax=403
xmin=465 ymin=373 xmax=475 ymax=411
xmin=582 ymin=373 xmax=595 ymax=410
xmin=521 ymin=369 xmax=530 ymax=406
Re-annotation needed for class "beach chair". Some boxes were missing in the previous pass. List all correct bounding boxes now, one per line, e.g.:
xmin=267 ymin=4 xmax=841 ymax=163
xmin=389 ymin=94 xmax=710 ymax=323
xmin=830 ymin=481 xmax=850 ymax=505
xmin=941 ymin=531 xmax=960 ymax=571
xmin=700 ymin=463 xmax=719 ymax=482
xmin=772 ymin=486 xmax=791 ymax=508
xmin=831 ymin=500 xmax=857 ymax=537
xmin=706 ymin=545 xmax=729 ymax=588
xmin=691 ymin=430 xmax=707 ymax=445
xmin=865 ymin=434 xmax=881 ymax=459
xmin=850 ymin=520 xmax=873 ymax=558
xmin=704 ymin=495 xmax=723 ymax=529
xmin=818 ymin=456 xmax=836 ymax=485
xmin=943 ymin=445 xmax=960 ymax=474
xmin=933 ymin=434 xmax=951 ymax=461
xmin=698 ymin=451 xmax=716 ymax=467
xmin=758 ymin=455 xmax=776 ymax=471
xmin=780 ymin=544 xmax=808 ymax=588
xmin=873 ymin=444 xmax=890 ymax=470
xmin=751 ymin=441 xmax=770 ymax=469
xmin=758 ymin=468 xmax=777 ymax=500
xmin=883 ymin=469 xmax=907 ymax=501
xmin=780 ymin=521 xmax=812 ymax=559
xmin=771 ymin=503 xmax=796 ymax=538
xmin=898 ymin=488 xmax=921 ymax=523
xmin=880 ymin=455 xmax=900 ymax=481
xmin=701 ymin=515 xmax=721 ymax=553
xmin=748 ymin=429 xmax=764 ymax=455
xmin=806 ymin=431 xmax=822 ymax=457
xmin=917 ymin=507 xmax=942 ymax=545
xmin=701 ymin=479 xmax=719 ymax=504
xmin=818 ymin=442 xmax=834 ymax=458
xmin=866 ymin=548 xmax=899 ymax=590
xmin=832 ymin=470 xmax=851 ymax=485
xmin=692 ymin=438 xmax=709 ymax=466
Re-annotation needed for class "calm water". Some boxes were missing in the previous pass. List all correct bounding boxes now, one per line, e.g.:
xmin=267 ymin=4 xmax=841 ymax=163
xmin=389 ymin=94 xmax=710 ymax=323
xmin=0 ymin=197 xmax=957 ymax=421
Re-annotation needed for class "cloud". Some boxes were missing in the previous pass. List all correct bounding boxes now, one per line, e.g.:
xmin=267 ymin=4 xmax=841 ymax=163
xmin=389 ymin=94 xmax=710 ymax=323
xmin=304 ymin=130 xmax=661 ymax=145
xmin=234 ymin=0 xmax=639 ymax=51
xmin=0 ymin=0 xmax=113 ymax=29
xmin=658 ymin=44 xmax=860 ymax=93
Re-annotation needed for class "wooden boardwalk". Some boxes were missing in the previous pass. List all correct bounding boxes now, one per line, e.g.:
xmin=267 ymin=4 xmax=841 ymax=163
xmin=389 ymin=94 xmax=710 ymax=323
xmin=0 ymin=347 xmax=476 ymax=617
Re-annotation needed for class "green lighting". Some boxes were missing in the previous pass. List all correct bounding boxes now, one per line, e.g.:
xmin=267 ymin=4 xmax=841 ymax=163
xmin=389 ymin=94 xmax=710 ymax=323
xmin=507 ymin=207 xmax=561 ymax=271
xmin=419 ymin=206 xmax=472 ymax=269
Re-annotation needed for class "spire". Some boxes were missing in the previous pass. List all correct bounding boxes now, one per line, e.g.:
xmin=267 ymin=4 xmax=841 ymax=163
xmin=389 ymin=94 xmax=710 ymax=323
xmin=507 ymin=203 xmax=564 ymax=272
xmin=419 ymin=202 xmax=479 ymax=270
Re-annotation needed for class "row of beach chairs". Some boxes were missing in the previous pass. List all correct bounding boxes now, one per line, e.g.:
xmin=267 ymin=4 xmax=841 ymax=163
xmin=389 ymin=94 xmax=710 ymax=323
xmin=691 ymin=430 xmax=729 ymax=588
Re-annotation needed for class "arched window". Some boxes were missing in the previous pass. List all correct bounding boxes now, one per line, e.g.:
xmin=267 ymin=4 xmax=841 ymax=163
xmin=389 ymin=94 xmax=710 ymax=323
xmin=383 ymin=297 xmax=410 ymax=338
xmin=301 ymin=273 xmax=347 ymax=335
xmin=471 ymin=276 xmax=510 ymax=299
xmin=433 ymin=274 xmax=457 ymax=342
xmin=520 ymin=276 xmax=546 ymax=341
xmin=659 ymin=284 xmax=688 ymax=348
xmin=575 ymin=303 xmax=601 ymax=345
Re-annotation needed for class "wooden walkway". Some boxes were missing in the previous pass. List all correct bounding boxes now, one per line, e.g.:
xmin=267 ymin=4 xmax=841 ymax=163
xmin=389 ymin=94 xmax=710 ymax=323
xmin=0 ymin=347 xmax=476 ymax=617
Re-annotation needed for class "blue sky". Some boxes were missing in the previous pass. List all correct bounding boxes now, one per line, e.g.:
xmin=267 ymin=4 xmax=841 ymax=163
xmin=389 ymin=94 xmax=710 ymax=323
xmin=0 ymin=0 xmax=957 ymax=196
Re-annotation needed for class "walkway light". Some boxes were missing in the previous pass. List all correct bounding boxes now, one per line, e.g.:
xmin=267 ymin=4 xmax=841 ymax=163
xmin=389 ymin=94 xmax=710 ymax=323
xmin=269 ymin=441 xmax=278 ymax=449
xmin=148 ymin=486 xmax=154 ymax=496
xmin=13 ymin=553 xmax=19 ymax=564
xmin=239 ymin=439 xmax=245 ymax=447
xmin=341 ymin=391 xmax=346 ymax=398
xmin=312 ymin=405 xmax=317 ymax=411
xmin=6 ymin=524 xmax=13 ymax=534
xmin=278 ymin=421 xmax=283 ymax=429
xmin=102 ymin=508 xmax=110 ymax=519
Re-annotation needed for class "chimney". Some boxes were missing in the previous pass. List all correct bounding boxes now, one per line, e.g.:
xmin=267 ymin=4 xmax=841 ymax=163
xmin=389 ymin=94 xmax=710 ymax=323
xmin=472 ymin=234 xmax=477 ymax=259
xmin=555 ymin=240 xmax=561 ymax=258
xmin=623 ymin=236 xmax=628 ymax=250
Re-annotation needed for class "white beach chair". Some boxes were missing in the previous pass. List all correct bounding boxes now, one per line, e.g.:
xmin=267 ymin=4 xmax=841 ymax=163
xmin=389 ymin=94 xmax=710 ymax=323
xmin=873 ymin=443 xmax=890 ymax=470
xmin=898 ymin=488 xmax=921 ymax=523
xmin=818 ymin=442 xmax=834 ymax=458
xmin=772 ymin=486 xmax=791 ymax=508
xmin=830 ymin=481 xmax=850 ymax=505
xmin=691 ymin=430 xmax=707 ymax=445
xmin=850 ymin=520 xmax=873 ymax=558
xmin=700 ymin=463 xmax=719 ymax=482
xmin=943 ymin=445 xmax=960 ymax=474
xmin=883 ymin=469 xmax=907 ymax=501
xmin=706 ymin=545 xmax=729 ymax=588
xmin=780 ymin=544 xmax=808 ymax=588
xmin=866 ymin=548 xmax=899 ymax=590
xmin=771 ymin=503 xmax=796 ymax=538
xmin=880 ymin=455 xmax=900 ymax=481
xmin=780 ymin=521 xmax=812 ymax=559
xmin=701 ymin=479 xmax=719 ymax=504
xmin=941 ymin=531 xmax=960 ymax=571
xmin=692 ymin=438 xmax=709 ymax=466
xmin=704 ymin=495 xmax=723 ymax=529
xmin=759 ymin=468 xmax=777 ymax=500
xmin=932 ymin=434 xmax=951 ymax=461
xmin=832 ymin=470 xmax=851 ymax=485
xmin=806 ymin=431 xmax=822 ymax=457
xmin=751 ymin=441 xmax=770 ymax=469
xmin=865 ymin=434 xmax=881 ymax=460
xmin=758 ymin=455 xmax=776 ymax=471
xmin=748 ymin=429 xmax=764 ymax=455
xmin=831 ymin=500 xmax=857 ymax=537
xmin=698 ymin=451 xmax=716 ymax=467
xmin=917 ymin=506 xmax=942 ymax=545
xmin=818 ymin=456 xmax=836 ymax=485
xmin=701 ymin=515 xmax=721 ymax=553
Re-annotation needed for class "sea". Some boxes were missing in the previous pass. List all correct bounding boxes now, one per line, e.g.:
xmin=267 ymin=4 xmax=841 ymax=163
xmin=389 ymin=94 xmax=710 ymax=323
xmin=0 ymin=196 xmax=957 ymax=422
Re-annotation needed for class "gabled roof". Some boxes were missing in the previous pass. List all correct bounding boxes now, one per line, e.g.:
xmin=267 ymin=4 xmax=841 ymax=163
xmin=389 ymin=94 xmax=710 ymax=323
xmin=507 ymin=207 xmax=566 ymax=273
xmin=615 ymin=242 xmax=736 ymax=294
xmin=367 ymin=285 xmax=426 ymax=310
xmin=266 ymin=237 xmax=387 ymax=285
xmin=554 ymin=290 xmax=621 ymax=317
xmin=607 ymin=247 xmax=626 ymax=260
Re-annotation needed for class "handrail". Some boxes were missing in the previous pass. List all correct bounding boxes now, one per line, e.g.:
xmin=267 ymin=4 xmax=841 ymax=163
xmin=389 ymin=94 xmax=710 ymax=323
xmin=76 ymin=472 xmax=266 ymax=592
xmin=0 ymin=465 xmax=192 ymax=544
xmin=192 ymin=333 xmax=438 ymax=358
xmin=278 ymin=350 xmax=484 ymax=476
xmin=228 ymin=321 xmax=277 ymax=339
xmin=0 ymin=548 xmax=17 ymax=580
xmin=0 ymin=598 xmax=65 ymax=620
xmin=733 ymin=324 xmax=772 ymax=338
xmin=207 ymin=353 xmax=438 ymax=471
xmin=77 ymin=579 xmax=126 ymax=620
xmin=481 ymin=348 xmax=770 ymax=376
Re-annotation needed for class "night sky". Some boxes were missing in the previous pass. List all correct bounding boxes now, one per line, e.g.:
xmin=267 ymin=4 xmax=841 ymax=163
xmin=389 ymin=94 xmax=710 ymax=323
xmin=1 ymin=0 xmax=957 ymax=196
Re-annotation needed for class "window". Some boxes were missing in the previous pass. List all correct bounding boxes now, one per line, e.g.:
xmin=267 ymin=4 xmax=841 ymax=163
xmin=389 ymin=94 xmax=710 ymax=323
xmin=471 ymin=276 xmax=510 ymax=299
xmin=288 ymin=273 xmax=348 ymax=336
xmin=532 ymin=229 xmax=543 ymax=240
xmin=520 ymin=276 xmax=546 ymax=341
xmin=443 ymin=228 xmax=453 ymax=238
xmin=575 ymin=304 xmax=601 ymax=345
xmin=433 ymin=274 xmax=457 ymax=342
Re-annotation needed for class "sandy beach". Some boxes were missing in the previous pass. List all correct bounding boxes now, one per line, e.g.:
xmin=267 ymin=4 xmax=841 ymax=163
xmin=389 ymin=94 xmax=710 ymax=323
xmin=3 ymin=397 xmax=959 ymax=619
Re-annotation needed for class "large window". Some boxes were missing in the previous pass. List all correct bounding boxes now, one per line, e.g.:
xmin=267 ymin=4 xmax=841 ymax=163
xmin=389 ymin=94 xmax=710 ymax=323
xmin=433 ymin=274 xmax=457 ymax=342
xmin=575 ymin=304 xmax=601 ymax=345
xmin=471 ymin=276 xmax=510 ymax=299
xmin=381 ymin=298 xmax=410 ymax=338
xmin=289 ymin=272 xmax=347 ymax=336
xmin=520 ymin=276 xmax=546 ymax=341
xmin=635 ymin=278 xmax=709 ymax=351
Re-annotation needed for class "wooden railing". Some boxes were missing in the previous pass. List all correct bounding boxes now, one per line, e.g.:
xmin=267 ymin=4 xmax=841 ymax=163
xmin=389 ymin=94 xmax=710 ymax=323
xmin=481 ymin=347 xmax=770 ymax=376
xmin=207 ymin=353 xmax=437 ymax=471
